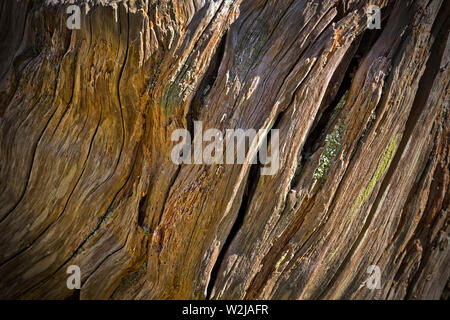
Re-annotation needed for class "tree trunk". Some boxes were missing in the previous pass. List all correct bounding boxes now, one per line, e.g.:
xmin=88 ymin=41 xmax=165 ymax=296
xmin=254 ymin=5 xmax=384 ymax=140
xmin=0 ymin=0 xmax=448 ymax=300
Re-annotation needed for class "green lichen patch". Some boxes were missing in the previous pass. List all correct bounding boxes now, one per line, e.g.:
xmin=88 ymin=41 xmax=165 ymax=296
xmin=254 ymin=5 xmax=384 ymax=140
xmin=275 ymin=252 xmax=288 ymax=270
xmin=348 ymin=134 xmax=399 ymax=219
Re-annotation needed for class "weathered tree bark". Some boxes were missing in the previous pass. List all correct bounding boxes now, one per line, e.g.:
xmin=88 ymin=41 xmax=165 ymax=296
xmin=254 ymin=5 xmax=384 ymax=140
xmin=0 ymin=0 xmax=448 ymax=299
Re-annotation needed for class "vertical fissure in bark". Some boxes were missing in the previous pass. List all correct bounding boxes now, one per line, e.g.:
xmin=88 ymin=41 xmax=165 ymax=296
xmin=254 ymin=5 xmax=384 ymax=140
xmin=114 ymin=5 xmax=129 ymax=177
xmin=188 ymin=31 xmax=228 ymax=133
xmin=137 ymin=194 xmax=149 ymax=228
xmin=154 ymin=27 xmax=229 ymax=237
xmin=206 ymin=109 xmax=286 ymax=299
xmin=205 ymin=165 xmax=259 ymax=299
xmin=150 ymin=164 xmax=182 ymax=234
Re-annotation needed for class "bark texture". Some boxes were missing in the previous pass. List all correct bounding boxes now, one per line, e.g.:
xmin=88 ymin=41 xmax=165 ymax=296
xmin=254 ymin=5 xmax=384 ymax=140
xmin=0 ymin=0 xmax=448 ymax=299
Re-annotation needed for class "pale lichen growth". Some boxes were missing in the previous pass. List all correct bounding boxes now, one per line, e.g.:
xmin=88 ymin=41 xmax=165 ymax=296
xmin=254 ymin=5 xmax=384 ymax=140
xmin=312 ymin=92 xmax=348 ymax=180
xmin=313 ymin=118 xmax=345 ymax=180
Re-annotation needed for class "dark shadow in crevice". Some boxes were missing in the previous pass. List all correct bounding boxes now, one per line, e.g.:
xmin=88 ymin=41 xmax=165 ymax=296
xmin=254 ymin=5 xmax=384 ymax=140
xmin=187 ymin=31 xmax=228 ymax=135
xmin=137 ymin=194 xmax=148 ymax=228
xmin=291 ymin=24 xmax=384 ymax=188
xmin=205 ymin=162 xmax=259 ymax=300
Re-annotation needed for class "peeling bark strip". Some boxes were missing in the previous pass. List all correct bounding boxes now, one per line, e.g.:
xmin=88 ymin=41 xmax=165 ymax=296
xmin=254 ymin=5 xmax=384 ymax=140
xmin=0 ymin=0 xmax=448 ymax=300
